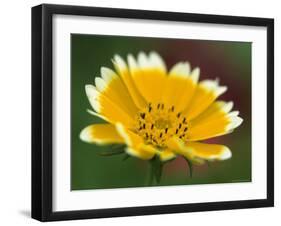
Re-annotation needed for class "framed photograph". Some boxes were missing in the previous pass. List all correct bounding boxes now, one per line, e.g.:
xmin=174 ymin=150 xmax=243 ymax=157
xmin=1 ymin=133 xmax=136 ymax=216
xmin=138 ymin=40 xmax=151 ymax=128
xmin=32 ymin=4 xmax=274 ymax=221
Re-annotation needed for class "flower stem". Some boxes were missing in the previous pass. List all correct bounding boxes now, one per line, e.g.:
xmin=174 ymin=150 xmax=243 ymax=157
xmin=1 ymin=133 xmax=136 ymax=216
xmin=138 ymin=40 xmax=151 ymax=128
xmin=147 ymin=161 xmax=155 ymax=186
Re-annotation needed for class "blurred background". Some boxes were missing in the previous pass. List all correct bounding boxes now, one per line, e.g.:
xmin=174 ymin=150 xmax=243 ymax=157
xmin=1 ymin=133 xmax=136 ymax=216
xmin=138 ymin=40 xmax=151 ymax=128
xmin=71 ymin=34 xmax=251 ymax=190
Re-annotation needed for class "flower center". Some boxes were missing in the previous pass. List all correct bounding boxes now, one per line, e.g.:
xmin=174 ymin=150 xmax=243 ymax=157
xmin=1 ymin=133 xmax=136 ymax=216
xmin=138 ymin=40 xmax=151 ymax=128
xmin=134 ymin=103 xmax=188 ymax=148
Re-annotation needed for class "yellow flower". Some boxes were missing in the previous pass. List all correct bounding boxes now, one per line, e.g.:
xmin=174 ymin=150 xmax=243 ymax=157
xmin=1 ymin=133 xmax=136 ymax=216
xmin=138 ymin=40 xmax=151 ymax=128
xmin=80 ymin=51 xmax=243 ymax=164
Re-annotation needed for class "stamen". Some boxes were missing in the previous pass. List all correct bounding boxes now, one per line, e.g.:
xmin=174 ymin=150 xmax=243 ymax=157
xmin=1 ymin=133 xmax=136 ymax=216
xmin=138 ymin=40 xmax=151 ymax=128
xmin=148 ymin=103 xmax=152 ymax=112
xmin=136 ymin=103 xmax=189 ymax=148
xmin=140 ymin=113 xmax=145 ymax=119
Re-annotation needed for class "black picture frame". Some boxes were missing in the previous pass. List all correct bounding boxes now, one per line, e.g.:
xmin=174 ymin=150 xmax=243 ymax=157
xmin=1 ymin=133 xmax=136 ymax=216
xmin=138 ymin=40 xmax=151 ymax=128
xmin=32 ymin=3 xmax=274 ymax=222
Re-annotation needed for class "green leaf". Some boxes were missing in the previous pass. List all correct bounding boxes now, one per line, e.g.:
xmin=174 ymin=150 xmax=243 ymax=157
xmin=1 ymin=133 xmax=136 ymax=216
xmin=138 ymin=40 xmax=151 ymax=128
xmin=110 ymin=144 xmax=126 ymax=150
xmin=98 ymin=145 xmax=125 ymax=156
xmin=122 ymin=154 xmax=131 ymax=161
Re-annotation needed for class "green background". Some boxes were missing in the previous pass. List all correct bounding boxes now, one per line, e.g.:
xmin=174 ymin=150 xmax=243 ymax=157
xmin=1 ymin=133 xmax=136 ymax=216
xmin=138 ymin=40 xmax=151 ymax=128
xmin=71 ymin=34 xmax=251 ymax=190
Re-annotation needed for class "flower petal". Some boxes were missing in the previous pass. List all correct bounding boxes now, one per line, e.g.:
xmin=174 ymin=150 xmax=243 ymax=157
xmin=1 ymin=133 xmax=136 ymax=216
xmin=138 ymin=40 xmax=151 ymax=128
xmin=162 ymin=62 xmax=199 ymax=112
xmin=158 ymin=149 xmax=177 ymax=162
xmin=125 ymin=144 xmax=156 ymax=160
xmin=166 ymin=136 xmax=198 ymax=162
xmin=113 ymin=55 xmax=147 ymax=109
xmin=85 ymin=85 xmax=134 ymax=127
xmin=128 ymin=52 xmax=167 ymax=103
xmin=191 ymin=101 xmax=234 ymax=124
xmin=185 ymin=142 xmax=232 ymax=161
xmin=96 ymin=67 xmax=138 ymax=117
xmin=116 ymin=123 xmax=157 ymax=160
xmin=80 ymin=124 xmax=124 ymax=145
xmin=115 ymin=123 xmax=143 ymax=146
xmin=183 ymin=79 xmax=227 ymax=120
xmin=187 ymin=101 xmax=243 ymax=141
xmin=167 ymin=137 xmax=231 ymax=162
